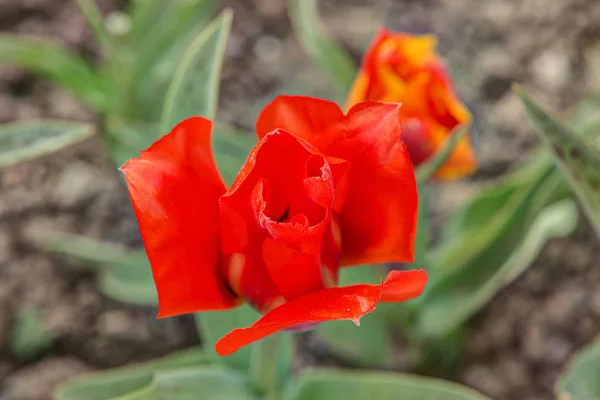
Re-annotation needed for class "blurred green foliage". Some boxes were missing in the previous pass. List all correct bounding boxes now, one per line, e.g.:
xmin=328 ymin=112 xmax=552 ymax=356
xmin=0 ymin=121 xmax=94 ymax=168
xmin=9 ymin=308 xmax=53 ymax=362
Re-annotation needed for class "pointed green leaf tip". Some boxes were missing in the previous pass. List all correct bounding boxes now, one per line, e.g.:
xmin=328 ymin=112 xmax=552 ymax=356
xmin=0 ymin=121 xmax=94 ymax=169
xmin=160 ymin=9 xmax=233 ymax=133
xmin=516 ymin=86 xmax=600 ymax=237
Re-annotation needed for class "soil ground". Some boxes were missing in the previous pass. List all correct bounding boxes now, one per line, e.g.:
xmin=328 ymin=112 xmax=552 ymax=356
xmin=1 ymin=1 xmax=600 ymax=399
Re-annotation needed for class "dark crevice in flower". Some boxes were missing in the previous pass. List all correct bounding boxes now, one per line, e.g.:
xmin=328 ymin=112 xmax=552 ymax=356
xmin=276 ymin=207 xmax=289 ymax=223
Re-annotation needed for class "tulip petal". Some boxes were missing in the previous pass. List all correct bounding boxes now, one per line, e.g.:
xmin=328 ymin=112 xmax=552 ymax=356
xmin=381 ymin=269 xmax=429 ymax=302
xmin=121 ymin=117 xmax=240 ymax=317
xmin=220 ymin=130 xmax=343 ymax=310
xmin=255 ymin=96 xmax=418 ymax=266
xmin=330 ymin=102 xmax=417 ymax=266
xmin=256 ymin=95 xmax=344 ymax=140
xmin=215 ymin=269 xmax=427 ymax=356
xmin=345 ymin=28 xmax=477 ymax=180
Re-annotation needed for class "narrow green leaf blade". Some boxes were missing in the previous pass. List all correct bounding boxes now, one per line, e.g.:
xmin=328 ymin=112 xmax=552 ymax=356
xmin=418 ymin=198 xmax=578 ymax=337
xmin=74 ymin=0 xmax=115 ymax=55
xmin=211 ymin=124 xmax=255 ymax=185
xmin=42 ymin=233 xmax=157 ymax=306
xmin=0 ymin=121 xmax=94 ymax=168
xmin=288 ymin=0 xmax=358 ymax=101
xmin=414 ymin=183 xmax=430 ymax=266
xmin=154 ymin=367 xmax=259 ymax=400
xmin=556 ymin=335 xmax=600 ymax=400
xmin=53 ymin=348 xmax=207 ymax=400
xmin=285 ymin=369 xmax=492 ymax=400
xmin=416 ymin=166 xmax=575 ymax=337
xmin=438 ymin=150 xmax=552 ymax=252
xmin=128 ymin=0 xmax=218 ymax=53
xmin=160 ymin=10 xmax=232 ymax=133
xmin=0 ymin=34 xmax=109 ymax=109
xmin=130 ymin=0 xmax=220 ymax=121
xmin=415 ymin=124 xmax=471 ymax=184
xmin=517 ymin=86 xmax=600 ymax=237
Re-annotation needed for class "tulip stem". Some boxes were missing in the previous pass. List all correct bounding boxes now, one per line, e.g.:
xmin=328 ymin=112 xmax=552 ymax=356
xmin=250 ymin=332 xmax=284 ymax=399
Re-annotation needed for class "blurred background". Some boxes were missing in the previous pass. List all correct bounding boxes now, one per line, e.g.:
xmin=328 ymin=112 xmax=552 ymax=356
xmin=1 ymin=1 xmax=599 ymax=399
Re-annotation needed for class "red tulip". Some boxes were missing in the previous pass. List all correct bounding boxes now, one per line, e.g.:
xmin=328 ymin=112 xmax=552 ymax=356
xmin=346 ymin=28 xmax=477 ymax=180
xmin=121 ymin=96 xmax=427 ymax=356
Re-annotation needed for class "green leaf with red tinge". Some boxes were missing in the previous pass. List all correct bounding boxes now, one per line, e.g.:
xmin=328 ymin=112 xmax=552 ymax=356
xmin=517 ymin=86 xmax=600 ymax=238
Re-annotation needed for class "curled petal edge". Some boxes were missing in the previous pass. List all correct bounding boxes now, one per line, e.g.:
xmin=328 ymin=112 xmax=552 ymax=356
xmin=215 ymin=269 xmax=427 ymax=356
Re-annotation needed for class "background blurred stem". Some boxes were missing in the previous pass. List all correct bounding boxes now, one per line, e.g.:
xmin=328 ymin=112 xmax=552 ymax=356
xmin=250 ymin=333 xmax=283 ymax=400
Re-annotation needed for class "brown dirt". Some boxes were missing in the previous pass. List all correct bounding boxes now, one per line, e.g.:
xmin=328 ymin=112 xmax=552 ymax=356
xmin=1 ymin=0 xmax=600 ymax=399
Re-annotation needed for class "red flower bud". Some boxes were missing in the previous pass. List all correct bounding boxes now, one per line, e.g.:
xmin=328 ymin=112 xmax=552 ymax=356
xmin=346 ymin=28 xmax=477 ymax=180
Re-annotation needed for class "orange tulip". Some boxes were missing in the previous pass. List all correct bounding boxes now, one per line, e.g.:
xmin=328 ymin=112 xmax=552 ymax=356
xmin=346 ymin=28 xmax=477 ymax=180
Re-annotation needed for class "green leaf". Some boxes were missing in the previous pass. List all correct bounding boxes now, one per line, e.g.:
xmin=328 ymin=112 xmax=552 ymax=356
xmin=74 ymin=0 xmax=115 ymax=55
xmin=416 ymin=173 xmax=577 ymax=337
xmin=284 ymin=369 xmax=492 ymax=400
xmin=53 ymin=348 xmax=207 ymax=400
xmin=0 ymin=34 xmax=110 ymax=110
xmin=128 ymin=0 xmax=218 ymax=54
xmin=195 ymin=305 xmax=260 ymax=371
xmin=212 ymin=124 xmax=256 ymax=186
xmin=440 ymin=149 xmax=550 ymax=243
xmin=418 ymin=198 xmax=577 ymax=337
xmin=568 ymin=94 xmax=600 ymax=135
xmin=250 ymin=333 xmax=294 ymax=397
xmin=414 ymin=183 xmax=430 ymax=267
xmin=441 ymin=91 xmax=600 ymax=252
xmin=556 ymin=335 xmax=600 ymax=400
xmin=101 ymin=118 xmax=157 ymax=167
xmin=102 ymin=118 xmax=254 ymax=177
xmin=9 ymin=308 xmax=53 ymax=362
xmin=415 ymin=124 xmax=471 ymax=184
xmin=517 ymin=86 xmax=600 ymax=238
xmin=111 ymin=381 xmax=157 ymax=400
xmin=414 ymin=90 xmax=600 ymax=340
xmin=129 ymin=0 xmax=220 ymax=122
xmin=315 ymin=310 xmax=393 ymax=368
xmin=160 ymin=10 xmax=232 ymax=133
xmin=154 ymin=367 xmax=259 ymax=400
xmin=288 ymin=0 xmax=358 ymax=102
xmin=0 ymin=121 xmax=95 ymax=169
xmin=42 ymin=233 xmax=157 ymax=306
